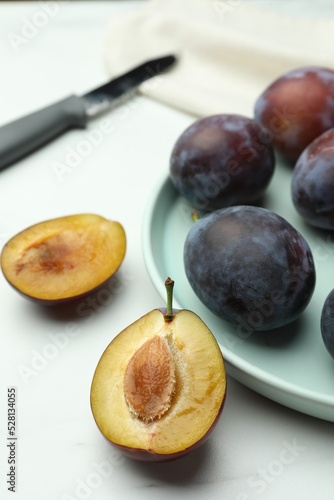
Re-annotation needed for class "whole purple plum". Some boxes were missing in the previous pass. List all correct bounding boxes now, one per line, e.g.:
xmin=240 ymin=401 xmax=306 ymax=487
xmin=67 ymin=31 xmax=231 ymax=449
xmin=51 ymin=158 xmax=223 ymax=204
xmin=254 ymin=66 xmax=334 ymax=164
xmin=169 ymin=114 xmax=275 ymax=211
xmin=320 ymin=288 xmax=334 ymax=359
xmin=184 ymin=206 xmax=316 ymax=333
xmin=291 ymin=128 xmax=334 ymax=230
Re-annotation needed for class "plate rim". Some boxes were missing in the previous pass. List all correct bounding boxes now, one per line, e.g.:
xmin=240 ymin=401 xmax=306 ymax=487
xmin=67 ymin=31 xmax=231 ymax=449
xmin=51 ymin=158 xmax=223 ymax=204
xmin=142 ymin=173 xmax=334 ymax=419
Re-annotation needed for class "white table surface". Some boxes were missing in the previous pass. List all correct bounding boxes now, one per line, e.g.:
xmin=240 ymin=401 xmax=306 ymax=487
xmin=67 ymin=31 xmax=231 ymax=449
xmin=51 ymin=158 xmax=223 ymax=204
xmin=0 ymin=2 xmax=333 ymax=500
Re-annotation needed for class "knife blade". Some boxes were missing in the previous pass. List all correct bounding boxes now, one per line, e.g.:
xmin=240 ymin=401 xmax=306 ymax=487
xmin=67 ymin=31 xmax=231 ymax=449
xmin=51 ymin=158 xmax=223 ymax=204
xmin=0 ymin=54 xmax=176 ymax=171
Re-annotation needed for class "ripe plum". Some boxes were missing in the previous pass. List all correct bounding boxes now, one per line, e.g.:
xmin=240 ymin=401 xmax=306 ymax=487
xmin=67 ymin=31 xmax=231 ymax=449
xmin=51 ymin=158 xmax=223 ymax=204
xmin=170 ymin=114 xmax=275 ymax=211
xmin=184 ymin=206 xmax=316 ymax=332
xmin=291 ymin=128 xmax=334 ymax=230
xmin=254 ymin=66 xmax=334 ymax=164
xmin=320 ymin=289 xmax=334 ymax=358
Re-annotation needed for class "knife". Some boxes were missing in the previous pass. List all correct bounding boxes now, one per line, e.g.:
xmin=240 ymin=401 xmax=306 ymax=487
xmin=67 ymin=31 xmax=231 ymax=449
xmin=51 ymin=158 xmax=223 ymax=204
xmin=0 ymin=54 xmax=176 ymax=171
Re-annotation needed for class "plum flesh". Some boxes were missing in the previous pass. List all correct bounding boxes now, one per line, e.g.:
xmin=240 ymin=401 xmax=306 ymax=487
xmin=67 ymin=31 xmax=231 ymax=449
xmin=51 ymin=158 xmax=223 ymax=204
xmin=170 ymin=114 xmax=275 ymax=211
xmin=184 ymin=206 xmax=316 ymax=332
xmin=90 ymin=307 xmax=226 ymax=461
xmin=291 ymin=128 xmax=334 ymax=230
xmin=0 ymin=214 xmax=126 ymax=304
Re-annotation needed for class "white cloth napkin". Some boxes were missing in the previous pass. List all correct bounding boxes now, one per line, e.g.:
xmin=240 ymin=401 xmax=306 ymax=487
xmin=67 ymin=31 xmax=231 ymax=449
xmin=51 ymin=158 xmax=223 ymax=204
xmin=104 ymin=0 xmax=334 ymax=118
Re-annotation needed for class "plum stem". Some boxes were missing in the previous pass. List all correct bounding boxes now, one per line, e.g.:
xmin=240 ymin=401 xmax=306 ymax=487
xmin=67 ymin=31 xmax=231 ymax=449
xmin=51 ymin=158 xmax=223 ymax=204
xmin=191 ymin=210 xmax=200 ymax=222
xmin=164 ymin=277 xmax=175 ymax=322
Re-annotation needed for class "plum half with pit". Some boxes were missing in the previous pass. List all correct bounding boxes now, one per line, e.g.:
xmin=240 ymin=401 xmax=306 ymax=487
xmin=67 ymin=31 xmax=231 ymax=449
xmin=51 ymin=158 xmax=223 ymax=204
xmin=0 ymin=213 xmax=126 ymax=304
xmin=170 ymin=114 xmax=275 ymax=211
xmin=184 ymin=206 xmax=316 ymax=332
xmin=254 ymin=66 xmax=334 ymax=164
xmin=291 ymin=128 xmax=334 ymax=230
xmin=90 ymin=278 xmax=226 ymax=462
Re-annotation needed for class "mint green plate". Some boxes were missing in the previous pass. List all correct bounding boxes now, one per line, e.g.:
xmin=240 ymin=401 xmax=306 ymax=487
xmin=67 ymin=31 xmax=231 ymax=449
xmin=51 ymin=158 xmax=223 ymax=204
xmin=142 ymin=167 xmax=334 ymax=422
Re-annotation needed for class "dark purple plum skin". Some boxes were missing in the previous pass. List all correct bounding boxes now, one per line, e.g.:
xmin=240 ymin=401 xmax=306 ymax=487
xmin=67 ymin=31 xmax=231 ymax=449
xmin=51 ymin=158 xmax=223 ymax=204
xmin=254 ymin=66 xmax=334 ymax=164
xmin=170 ymin=114 xmax=275 ymax=212
xmin=320 ymin=289 xmax=334 ymax=358
xmin=184 ymin=206 xmax=316 ymax=332
xmin=291 ymin=128 xmax=334 ymax=230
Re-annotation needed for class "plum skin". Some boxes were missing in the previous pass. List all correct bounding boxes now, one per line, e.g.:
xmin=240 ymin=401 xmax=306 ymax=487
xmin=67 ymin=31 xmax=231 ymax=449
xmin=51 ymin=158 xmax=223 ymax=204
xmin=291 ymin=128 xmax=334 ymax=230
xmin=320 ymin=289 xmax=334 ymax=359
xmin=170 ymin=114 xmax=275 ymax=211
xmin=254 ymin=66 xmax=334 ymax=164
xmin=184 ymin=206 xmax=316 ymax=332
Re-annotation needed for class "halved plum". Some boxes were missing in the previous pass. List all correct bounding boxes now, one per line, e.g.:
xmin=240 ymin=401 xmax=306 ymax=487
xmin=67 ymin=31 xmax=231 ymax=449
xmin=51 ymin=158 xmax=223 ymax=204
xmin=90 ymin=279 xmax=226 ymax=461
xmin=0 ymin=213 xmax=126 ymax=304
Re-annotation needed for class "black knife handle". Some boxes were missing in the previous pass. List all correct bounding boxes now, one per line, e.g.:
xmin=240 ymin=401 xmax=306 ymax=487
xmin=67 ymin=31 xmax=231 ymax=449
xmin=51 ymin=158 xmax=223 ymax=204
xmin=0 ymin=95 xmax=87 ymax=171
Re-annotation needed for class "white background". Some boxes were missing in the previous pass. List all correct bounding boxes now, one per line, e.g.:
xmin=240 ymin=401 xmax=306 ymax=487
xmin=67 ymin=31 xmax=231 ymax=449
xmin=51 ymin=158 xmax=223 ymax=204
xmin=0 ymin=2 xmax=333 ymax=500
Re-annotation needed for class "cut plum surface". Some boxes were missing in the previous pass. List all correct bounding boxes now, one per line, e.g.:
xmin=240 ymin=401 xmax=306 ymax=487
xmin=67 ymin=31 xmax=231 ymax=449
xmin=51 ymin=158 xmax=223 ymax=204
xmin=0 ymin=213 xmax=126 ymax=304
xmin=90 ymin=306 xmax=226 ymax=461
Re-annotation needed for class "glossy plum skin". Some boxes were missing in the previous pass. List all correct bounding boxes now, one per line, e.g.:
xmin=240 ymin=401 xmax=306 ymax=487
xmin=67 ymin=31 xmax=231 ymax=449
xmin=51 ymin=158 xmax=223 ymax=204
xmin=320 ymin=289 xmax=334 ymax=359
xmin=291 ymin=128 xmax=334 ymax=230
xmin=170 ymin=114 xmax=275 ymax=211
xmin=254 ymin=66 xmax=334 ymax=164
xmin=184 ymin=206 xmax=316 ymax=332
